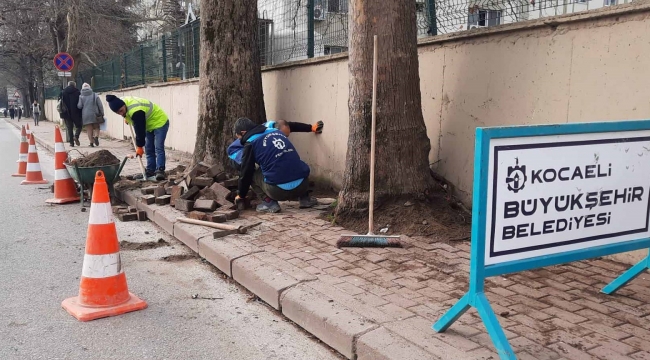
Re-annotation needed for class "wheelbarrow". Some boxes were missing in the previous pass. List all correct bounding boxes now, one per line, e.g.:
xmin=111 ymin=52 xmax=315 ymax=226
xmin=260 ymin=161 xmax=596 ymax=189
xmin=64 ymin=157 xmax=128 ymax=208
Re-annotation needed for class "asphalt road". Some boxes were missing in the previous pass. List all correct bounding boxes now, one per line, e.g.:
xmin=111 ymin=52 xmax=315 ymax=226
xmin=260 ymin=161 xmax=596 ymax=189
xmin=0 ymin=119 xmax=338 ymax=360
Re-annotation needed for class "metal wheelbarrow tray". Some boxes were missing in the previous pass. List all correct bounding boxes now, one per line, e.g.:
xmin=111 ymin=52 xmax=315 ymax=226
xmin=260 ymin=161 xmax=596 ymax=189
xmin=64 ymin=157 xmax=128 ymax=208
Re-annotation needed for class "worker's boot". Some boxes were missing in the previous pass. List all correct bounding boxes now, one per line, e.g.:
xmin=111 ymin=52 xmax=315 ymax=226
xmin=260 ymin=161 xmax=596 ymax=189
xmin=155 ymin=169 xmax=166 ymax=181
xmin=134 ymin=171 xmax=156 ymax=181
xmin=299 ymin=194 xmax=318 ymax=209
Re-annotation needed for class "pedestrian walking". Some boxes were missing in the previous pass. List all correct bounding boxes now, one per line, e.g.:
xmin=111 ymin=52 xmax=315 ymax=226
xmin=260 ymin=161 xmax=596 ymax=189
xmin=106 ymin=94 xmax=169 ymax=181
xmin=9 ymin=106 xmax=15 ymax=120
xmin=59 ymin=81 xmax=83 ymax=147
xmin=17 ymin=107 xmax=22 ymax=120
xmin=32 ymin=101 xmax=40 ymax=126
xmin=77 ymin=83 xmax=103 ymax=147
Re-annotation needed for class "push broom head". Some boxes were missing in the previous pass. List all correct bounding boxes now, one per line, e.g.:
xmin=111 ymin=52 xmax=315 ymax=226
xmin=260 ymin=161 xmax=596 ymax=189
xmin=337 ymin=234 xmax=402 ymax=248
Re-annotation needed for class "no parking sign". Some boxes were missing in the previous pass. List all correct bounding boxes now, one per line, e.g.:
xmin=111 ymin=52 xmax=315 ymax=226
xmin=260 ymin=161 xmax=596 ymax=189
xmin=53 ymin=53 xmax=74 ymax=72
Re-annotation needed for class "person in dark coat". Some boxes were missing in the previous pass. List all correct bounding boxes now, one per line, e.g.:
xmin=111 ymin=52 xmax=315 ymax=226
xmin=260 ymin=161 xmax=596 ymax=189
xmin=60 ymin=81 xmax=83 ymax=147
xmin=9 ymin=106 xmax=15 ymax=120
xmin=17 ymin=107 xmax=22 ymax=120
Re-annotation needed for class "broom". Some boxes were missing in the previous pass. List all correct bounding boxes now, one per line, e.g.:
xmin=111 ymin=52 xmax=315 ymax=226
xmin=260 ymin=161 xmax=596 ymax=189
xmin=337 ymin=35 xmax=401 ymax=248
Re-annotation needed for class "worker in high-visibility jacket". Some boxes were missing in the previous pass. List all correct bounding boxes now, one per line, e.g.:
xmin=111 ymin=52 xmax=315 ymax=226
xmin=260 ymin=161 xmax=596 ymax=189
xmin=106 ymin=94 xmax=170 ymax=181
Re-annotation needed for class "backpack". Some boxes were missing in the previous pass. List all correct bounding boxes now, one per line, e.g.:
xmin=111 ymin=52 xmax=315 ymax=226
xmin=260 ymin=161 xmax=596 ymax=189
xmin=57 ymin=97 xmax=68 ymax=115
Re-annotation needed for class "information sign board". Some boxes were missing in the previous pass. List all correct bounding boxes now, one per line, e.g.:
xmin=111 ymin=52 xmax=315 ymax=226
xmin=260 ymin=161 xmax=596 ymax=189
xmin=433 ymin=121 xmax=650 ymax=360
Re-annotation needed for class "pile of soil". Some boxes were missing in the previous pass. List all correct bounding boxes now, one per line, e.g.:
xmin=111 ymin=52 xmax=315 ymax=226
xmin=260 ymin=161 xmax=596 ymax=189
xmin=333 ymin=198 xmax=470 ymax=240
xmin=327 ymin=187 xmax=471 ymax=240
xmin=70 ymin=150 xmax=120 ymax=167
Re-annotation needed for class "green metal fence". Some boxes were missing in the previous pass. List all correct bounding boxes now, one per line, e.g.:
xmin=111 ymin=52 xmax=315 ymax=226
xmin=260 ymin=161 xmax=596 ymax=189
xmin=44 ymin=86 xmax=60 ymax=99
xmin=45 ymin=20 xmax=201 ymax=98
xmin=39 ymin=1 xmax=457 ymax=98
xmin=44 ymin=0 xmax=623 ymax=99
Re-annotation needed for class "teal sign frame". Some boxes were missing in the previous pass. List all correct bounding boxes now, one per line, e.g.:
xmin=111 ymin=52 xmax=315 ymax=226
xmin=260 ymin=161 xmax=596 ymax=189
xmin=433 ymin=121 xmax=650 ymax=359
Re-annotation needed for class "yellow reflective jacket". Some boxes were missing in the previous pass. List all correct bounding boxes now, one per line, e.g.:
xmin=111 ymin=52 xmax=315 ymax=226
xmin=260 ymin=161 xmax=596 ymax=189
xmin=122 ymin=96 xmax=168 ymax=132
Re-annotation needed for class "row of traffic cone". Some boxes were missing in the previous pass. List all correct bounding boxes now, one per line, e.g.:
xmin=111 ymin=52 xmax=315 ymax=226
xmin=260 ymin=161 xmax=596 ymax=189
xmin=12 ymin=125 xmax=80 ymax=202
xmin=11 ymin=123 xmax=146 ymax=321
xmin=12 ymin=124 xmax=48 ymax=185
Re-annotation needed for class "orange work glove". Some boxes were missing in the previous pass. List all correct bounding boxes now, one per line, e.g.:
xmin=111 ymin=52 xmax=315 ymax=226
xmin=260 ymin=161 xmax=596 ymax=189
xmin=312 ymin=120 xmax=324 ymax=134
xmin=234 ymin=195 xmax=246 ymax=210
xmin=135 ymin=147 xmax=144 ymax=157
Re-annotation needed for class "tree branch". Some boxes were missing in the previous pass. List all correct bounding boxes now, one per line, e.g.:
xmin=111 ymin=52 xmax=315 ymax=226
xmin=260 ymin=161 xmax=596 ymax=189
xmin=80 ymin=52 xmax=98 ymax=67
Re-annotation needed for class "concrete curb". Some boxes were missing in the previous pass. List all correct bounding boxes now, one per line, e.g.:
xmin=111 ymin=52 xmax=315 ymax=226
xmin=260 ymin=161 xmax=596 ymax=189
xmin=356 ymin=327 xmax=440 ymax=360
xmin=115 ymin=187 xmax=436 ymax=359
xmin=281 ymin=283 xmax=379 ymax=359
xmin=232 ymin=254 xmax=304 ymax=310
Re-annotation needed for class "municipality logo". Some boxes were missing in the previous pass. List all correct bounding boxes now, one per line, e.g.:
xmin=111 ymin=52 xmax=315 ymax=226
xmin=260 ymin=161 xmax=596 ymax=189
xmin=272 ymin=138 xmax=286 ymax=150
xmin=506 ymin=158 xmax=526 ymax=193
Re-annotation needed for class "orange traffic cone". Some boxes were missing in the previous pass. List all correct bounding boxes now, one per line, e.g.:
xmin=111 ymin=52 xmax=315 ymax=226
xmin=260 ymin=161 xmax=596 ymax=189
xmin=61 ymin=170 xmax=147 ymax=321
xmin=20 ymin=135 xmax=48 ymax=185
xmin=46 ymin=126 xmax=79 ymax=204
xmin=25 ymin=123 xmax=31 ymax=138
xmin=12 ymin=126 xmax=28 ymax=177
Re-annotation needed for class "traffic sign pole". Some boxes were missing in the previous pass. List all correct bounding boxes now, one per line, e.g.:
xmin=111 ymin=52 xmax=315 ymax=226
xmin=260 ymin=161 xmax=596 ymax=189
xmin=54 ymin=52 xmax=75 ymax=92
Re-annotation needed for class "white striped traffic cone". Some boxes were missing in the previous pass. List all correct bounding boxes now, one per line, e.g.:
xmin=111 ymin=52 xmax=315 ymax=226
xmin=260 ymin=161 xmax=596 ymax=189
xmin=46 ymin=126 xmax=79 ymax=204
xmin=61 ymin=170 xmax=147 ymax=321
xmin=12 ymin=125 xmax=28 ymax=177
xmin=20 ymin=135 xmax=48 ymax=185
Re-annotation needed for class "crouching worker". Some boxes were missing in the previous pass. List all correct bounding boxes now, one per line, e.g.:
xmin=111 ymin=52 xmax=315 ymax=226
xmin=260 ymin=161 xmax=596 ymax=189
xmin=233 ymin=118 xmax=317 ymax=213
xmin=227 ymin=119 xmax=323 ymax=171
xmin=105 ymin=94 xmax=170 ymax=181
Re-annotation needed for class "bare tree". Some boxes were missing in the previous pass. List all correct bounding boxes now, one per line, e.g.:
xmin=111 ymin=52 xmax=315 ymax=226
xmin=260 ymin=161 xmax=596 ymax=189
xmin=0 ymin=0 xmax=53 ymax=116
xmin=0 ymin=0 xmax=164 ymax=114
xmin=336 ymin=0 xmax=434 ymax=215
xmin=192 ymin=0 xmax=266 ymax=169
xmin=57 ymin=0 xmax=143 ymax=78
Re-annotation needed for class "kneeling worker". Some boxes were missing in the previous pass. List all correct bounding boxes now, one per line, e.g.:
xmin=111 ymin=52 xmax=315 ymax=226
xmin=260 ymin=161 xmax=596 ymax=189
xmin=105 ymin=95 xmax=170 ymax=181
xmin=227 ymin=119 xmax=323 ymax=170
xmin=233 ymin=118 xmax=316 ymax=213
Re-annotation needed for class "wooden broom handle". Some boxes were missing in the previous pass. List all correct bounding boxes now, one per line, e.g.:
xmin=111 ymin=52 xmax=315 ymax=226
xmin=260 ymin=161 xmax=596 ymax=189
xmin=368 ymin=35 xmax=378 ymax=235
xmin=129 ymin=124 xmax=147 ymax=178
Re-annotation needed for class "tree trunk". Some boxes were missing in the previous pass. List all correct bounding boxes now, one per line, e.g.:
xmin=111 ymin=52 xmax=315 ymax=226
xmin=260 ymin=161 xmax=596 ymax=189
xmin=27 ymin=82 xmax=35 ymax=118
xmin=37 ymin=62 xmax=46 ymax=121
xmin=337 ymin=0 xmax=434 ymax=214
xmin=65 ymin=1 xmax=81 ymax=80
xmin=193 ymin=0 xmax=266 ymax=169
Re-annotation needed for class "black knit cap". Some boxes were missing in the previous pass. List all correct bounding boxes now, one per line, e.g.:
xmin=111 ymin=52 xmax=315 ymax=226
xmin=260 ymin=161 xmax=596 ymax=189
xmin=105 ymin=94 xmax=126 ymax=113
xmin=233 ymin=117 xmax=257 ymax=136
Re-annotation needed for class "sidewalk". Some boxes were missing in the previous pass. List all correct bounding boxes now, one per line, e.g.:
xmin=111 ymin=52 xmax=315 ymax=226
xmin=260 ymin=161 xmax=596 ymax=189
xmin=5 ymin=117 xmax=190 ymax=176
xmin=8 ymin=117 xmax=650 ymax=359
